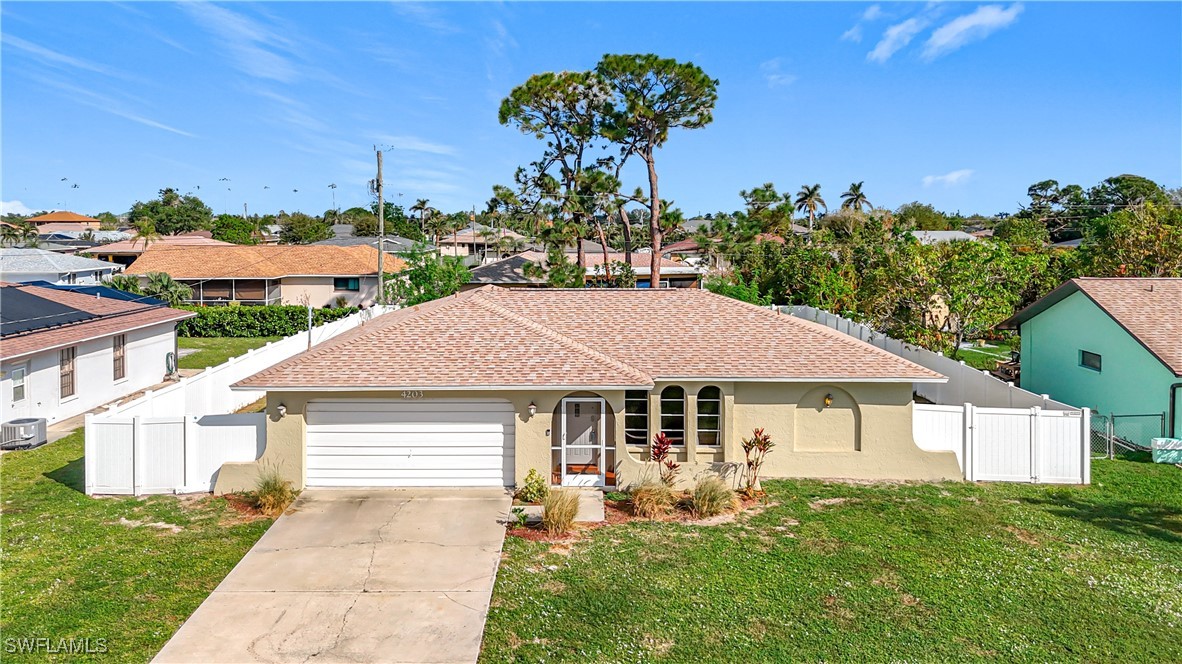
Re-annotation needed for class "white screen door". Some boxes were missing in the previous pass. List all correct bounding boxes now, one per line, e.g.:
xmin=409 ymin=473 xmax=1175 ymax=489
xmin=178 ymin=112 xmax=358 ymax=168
xmin=560 ymin=398 xmax=606 ymax=487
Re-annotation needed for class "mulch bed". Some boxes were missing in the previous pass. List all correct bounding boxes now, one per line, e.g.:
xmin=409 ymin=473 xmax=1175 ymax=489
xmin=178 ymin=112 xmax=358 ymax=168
xmin=506 ymin=494 xmax=768 ymax=543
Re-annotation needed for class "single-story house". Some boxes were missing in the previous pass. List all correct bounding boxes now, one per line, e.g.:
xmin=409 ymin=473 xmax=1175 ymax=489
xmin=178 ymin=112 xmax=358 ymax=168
xmin=908 ymin=230 xmax=979 ymax=245
xmin=213 ymin=286 xmax=957 ymax=494
xmin=0 ymin=282 xmax=194 ymax=425
xmin=24 ymin=211 xmax=102 ymax=229
xmin=438 ymin=225 xmax=528 ymax=261
xmin=1000 ymin=278 xmax=1182 ymax=445
xmin=312 ymin=234 xmax=435 ymax=256
xmin=89 ymin=233 xmax=233 ymax=266
xmin=124 ymin=244 xmax=405 ymax=307
xmin=465 ymin=251 xmax=704 ymax=290
xmin=0 ymin=248 xmax=122 ymax=284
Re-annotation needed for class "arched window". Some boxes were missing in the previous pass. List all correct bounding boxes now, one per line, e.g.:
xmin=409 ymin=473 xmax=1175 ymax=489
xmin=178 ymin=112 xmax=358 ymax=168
xmin=624 ymin=390 xmax=649 ymax=446
xmin=660 ymin=385 xmax=685 ymax=445
xmin=697 ymin=386 xmax=721 ymax=446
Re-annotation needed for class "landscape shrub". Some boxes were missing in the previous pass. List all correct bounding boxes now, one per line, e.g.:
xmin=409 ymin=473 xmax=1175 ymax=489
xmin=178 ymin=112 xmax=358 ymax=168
xmin=690 ymin=475 xmax=739 ymax=518
xmin=177 ymin=305 xmax=358 ymax=338
xmin=630 ymin=481 xmax=674 ymax=519
xmin=515 ymin=468 xmax=550 ymax=504
xmin=741 ymin=427 xmax=776 ymax=497
xmin=253 ymin=468 xmax=296 ymax=517
xmin=541 ymin=489 xmax=579 ymax=535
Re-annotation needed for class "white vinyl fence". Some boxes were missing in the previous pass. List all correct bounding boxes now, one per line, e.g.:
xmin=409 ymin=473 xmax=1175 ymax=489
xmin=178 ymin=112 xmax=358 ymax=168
xmin=85 ymin=306 xmax=395 ymax=495
xmin=913 ymin=403 xmax=1091 ymax=484
xmin=785 ymin=305 xmax=1078 ymax=411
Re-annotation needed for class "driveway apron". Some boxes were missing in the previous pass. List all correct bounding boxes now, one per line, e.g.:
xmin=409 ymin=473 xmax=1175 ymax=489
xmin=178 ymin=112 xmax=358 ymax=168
xmin=154 ymin=489 xmax=511 ymax=664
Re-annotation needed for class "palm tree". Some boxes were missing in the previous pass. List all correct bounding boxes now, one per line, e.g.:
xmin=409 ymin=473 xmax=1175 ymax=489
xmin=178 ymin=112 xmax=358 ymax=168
xmin=840 ymin=181 xmax=871 ymax=212
xmin=411 ymin=198 xmax=430 ymax=234
xmin=143 ymin=272 xmax=193 ymax=306
xmin=130 ymin=218 xmax=160 ymax=250
xmin=1 ymin=223 xmax=22 ymax=247
xmin=794 ymin=184 xmax=827 ymax=233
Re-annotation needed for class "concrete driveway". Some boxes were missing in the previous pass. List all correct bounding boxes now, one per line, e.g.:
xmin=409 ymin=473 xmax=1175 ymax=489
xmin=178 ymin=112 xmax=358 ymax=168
xmin=154 ymin=489 xmax=511 ymax=664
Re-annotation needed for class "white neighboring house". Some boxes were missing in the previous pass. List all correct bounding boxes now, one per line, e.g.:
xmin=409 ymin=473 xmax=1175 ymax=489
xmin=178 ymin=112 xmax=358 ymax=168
xmin=0 ymin=248 xmax=122 ymax=285
xmin=0 ymin=282 xmax=195 ymax=425
xmin=908 ymin=230 xmax=980 ymax=245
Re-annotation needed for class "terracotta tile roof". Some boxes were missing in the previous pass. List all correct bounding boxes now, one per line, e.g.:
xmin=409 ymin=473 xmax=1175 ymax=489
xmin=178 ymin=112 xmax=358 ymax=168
xmin=1 ymin=283 xmax=194 ymax=360
xmin=94 ymin=235 xmax=233 ymax=255
xmin=236 ymin=286 xmax=943 ymax=390
xmin=25 ymin=211 xmax=100 ymax=224
xmin=1004 ymin=278 xmax=1181 ymax=375
xmin=124 ymin=245 xmax=405 ymax=279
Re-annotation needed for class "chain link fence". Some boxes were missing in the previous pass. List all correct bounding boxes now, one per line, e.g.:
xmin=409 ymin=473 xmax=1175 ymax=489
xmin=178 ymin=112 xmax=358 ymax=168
xmin=1090 ymin=414 xmax=1112 ymax=458
xmin=1092 ymin=413 xmax=1167 ymax=458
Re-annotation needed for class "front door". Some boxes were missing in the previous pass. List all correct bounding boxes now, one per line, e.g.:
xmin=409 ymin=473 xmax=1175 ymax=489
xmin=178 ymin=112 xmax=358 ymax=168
xmin=561 ymin=398 xmax=606 ymax=487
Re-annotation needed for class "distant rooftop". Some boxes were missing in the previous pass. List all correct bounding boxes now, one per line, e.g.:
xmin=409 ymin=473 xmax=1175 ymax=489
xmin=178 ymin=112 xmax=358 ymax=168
xmin=0 ymin=248 xmax=121 ymax=275
xmin=24 ymin=211 xmax=101 ymax=224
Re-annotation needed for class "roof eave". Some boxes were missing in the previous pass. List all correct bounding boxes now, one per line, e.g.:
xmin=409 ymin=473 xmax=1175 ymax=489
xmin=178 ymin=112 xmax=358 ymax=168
xmin=230 ymin=383 xmax=655 ymax=392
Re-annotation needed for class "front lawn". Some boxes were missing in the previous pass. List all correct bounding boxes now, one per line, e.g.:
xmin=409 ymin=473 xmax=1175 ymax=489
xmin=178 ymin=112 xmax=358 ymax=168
xmin=482 ymin=458 xmax=1182 ymax=662
xmin=0 ymin=431 xmax=272 ymax=662
xmin=177 ymin=336 xmax=281 ymax=370
xmin=957 ymin=341 xmax=1014 ymax=371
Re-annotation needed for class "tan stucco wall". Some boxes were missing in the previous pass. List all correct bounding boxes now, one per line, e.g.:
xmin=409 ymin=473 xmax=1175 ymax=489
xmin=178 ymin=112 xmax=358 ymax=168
xmin=279 ymin=276 xmax=380 ymax=308
xmin=213 ymin=382 xmax=961 ymax=494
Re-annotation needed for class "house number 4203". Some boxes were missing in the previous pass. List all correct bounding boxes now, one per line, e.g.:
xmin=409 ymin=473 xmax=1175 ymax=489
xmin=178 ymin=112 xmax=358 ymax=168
xmin=401 ymin=390 xmax=424 ymax=400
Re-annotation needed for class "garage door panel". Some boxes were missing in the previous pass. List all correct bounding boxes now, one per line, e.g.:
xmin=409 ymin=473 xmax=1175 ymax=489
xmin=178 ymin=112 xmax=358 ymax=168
xmin=305 ymin=399 xmax=515 ymax=488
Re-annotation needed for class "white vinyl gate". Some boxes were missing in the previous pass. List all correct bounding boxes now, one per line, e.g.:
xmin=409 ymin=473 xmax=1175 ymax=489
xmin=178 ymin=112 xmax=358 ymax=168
xmin=305 ymin=399 xmax=516 ymax=487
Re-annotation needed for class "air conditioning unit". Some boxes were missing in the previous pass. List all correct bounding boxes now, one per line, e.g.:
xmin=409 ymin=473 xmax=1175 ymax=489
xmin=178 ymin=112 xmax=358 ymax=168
xmin=1 ymin=418 xmax=49 ymax=450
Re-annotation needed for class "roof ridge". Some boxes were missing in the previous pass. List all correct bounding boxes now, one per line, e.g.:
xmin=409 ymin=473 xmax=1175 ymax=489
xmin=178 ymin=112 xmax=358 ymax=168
xmin=472 ymin=290 xmax=654 ymax=385
xmin=688 ymin=289 xmax=943 ymax=380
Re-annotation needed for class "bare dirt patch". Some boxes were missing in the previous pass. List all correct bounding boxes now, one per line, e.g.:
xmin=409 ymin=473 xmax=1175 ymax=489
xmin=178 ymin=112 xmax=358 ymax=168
xmin=116 ymin=517 xmax=182 ymax=534
xmin=1005 ymin=525 xmax=1041 ymax=546
xmin=216 ymin=493 xmax=271 ymax=525
xmin=809 ymin=497 xmax=854 ymax=510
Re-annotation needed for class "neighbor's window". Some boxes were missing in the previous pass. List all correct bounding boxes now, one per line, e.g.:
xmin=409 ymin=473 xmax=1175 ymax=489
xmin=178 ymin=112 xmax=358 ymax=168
xmin=659 ymin=385 xmax=685 ymax=446
xmin=1080 ymin=350 xmax=1102 ymax=372
xmin=697 ymin=386 xmax=721 ymax=446
xmin=113 ymin=334 xmax=126 ymax=381
xmin=334 ymin=277 xmax=360 ymax=291
xmin=624 ymin=390 xmax=649 ymax=446
xmin=60 ymin=347 xmax=77 ymax=398
xmin=11 ymin=365 xmax=27 ymax=402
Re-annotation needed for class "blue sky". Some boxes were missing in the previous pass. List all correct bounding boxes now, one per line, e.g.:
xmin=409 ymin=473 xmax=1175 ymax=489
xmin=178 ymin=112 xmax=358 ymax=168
xmin=2 ymin=2 xmax=1179 ymax=219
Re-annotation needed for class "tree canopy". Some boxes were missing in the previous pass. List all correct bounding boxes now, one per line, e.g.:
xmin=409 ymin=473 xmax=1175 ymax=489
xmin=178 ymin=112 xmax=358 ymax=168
xmin=128 ymin=188 xmax=212 ymax=236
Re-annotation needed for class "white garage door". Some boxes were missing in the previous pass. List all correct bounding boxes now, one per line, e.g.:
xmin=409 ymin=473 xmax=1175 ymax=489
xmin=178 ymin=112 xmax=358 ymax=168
xmin=306 ymin=399 xmax=516 ymax=487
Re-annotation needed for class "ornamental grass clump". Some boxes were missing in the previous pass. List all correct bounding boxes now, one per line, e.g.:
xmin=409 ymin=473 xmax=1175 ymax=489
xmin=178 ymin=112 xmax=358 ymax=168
xmin=630 ymin=481 xmax=675 ymax=519
xmin=542 ymin=489 xmax=579 ymax=535
xmin=253 ymin=468 xmax=296 ymax=517
xmin=741 ymin=427 xmax=776 ymax=498
xmin=690 ymin=475 xmax=739 ymax=518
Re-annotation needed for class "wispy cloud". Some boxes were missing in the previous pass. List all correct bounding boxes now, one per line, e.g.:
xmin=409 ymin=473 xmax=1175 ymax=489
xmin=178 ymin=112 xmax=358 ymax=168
xmin=759 ymin=58 xmax=798 ymax=88
xmin=922 ymin=4 xmax=1024 ymax=61
xmin=1 ymin=200 xmax=35 ymax=215
xmin=2 ymin=34 xmax=120 ymax=77
xmin=841 ymin=4 xmax=885 ymax=43
xmin=31 ymin=75 xmax=195 ymax=137
xmin=923 ymin=169 xmax=974 ymax=187
xmin=376 ymin=135 xmax=458 ymax=156
xmin=485 ymin=18 xmax=517 ymax=58
xmin=179 ymin=3 xmax=299 ymax=82
xmin=867 ymin=17 xmax=929 ymax=63
xmin=392 ymin=2 xmax=460 ymax=34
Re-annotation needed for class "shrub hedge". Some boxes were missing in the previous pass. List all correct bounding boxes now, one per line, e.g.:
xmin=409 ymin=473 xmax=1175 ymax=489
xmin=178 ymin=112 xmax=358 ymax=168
xmin=176 ymin=305 xmax=358 ymax=338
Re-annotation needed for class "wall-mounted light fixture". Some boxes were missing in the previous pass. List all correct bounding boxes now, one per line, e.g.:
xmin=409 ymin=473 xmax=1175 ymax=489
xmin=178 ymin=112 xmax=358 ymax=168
xmin=527 ymin=402 xmax=537 ymax=417
xmin=276 ymin=403 xmax=287 ymax=418
xmin=823 ymin=394 xmax=833 ymax=408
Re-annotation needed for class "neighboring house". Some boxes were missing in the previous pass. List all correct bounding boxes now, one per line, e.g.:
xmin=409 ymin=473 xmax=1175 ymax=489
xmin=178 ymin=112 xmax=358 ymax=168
xmin=213 ymin=286 xmax=956 ymax=493
xmin=24 ymin=211 xmax=102 ymax=229
xmin=908 ymin=230 xmax=979 ymax=244
xmin=40 ymin=230 xmax=132 ymax=253
xmin=124 ymin=244 xmax=405 ymax=307
xmin=313 ymin=234 xmax=435 ymax=256
xmin=438 ymin=226 xmax=527 ymax=262
xmin=0 ymin=282 xmax=194 ymax=425
xmin=465 ymin=251 xmax=704 ymax=290
xmin=0 ymin=248 xmax=122 ymax=284
xmin=662 ymin=233 xmax=791 ymax=270
xmin=89 ymin=233 xmax=233 ymax=267
xmin=1000 ymin=278 xmax=1182 ymax=444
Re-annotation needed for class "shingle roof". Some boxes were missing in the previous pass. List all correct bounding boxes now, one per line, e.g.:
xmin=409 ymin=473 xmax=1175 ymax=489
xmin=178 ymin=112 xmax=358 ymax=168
xmin=468 ymin=251 xmax=695 ymax=285
xmin=124 ymin=244 xmax=405 ymax=279
xmin=312 ymin=235 xmax=435 ymax=252
xmin=25 ymin=211 xmax=100 ymax=224
xmin=0 ymin=248 xmax=121 ymax=275
xmin=95 ymin=235 xmax=232 ymax=255
xmin=1002 ymin=278 xmax=1182 ymax=376
xmin=236 ymin=286 xmax=943 ymax=390
xmin=0 ymin=283 xmax=194 ymax=360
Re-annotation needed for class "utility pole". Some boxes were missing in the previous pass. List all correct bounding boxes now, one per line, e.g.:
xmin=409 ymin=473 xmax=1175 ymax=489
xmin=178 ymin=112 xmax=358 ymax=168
xmin=376 ymin=149 xmax=385 ymax=305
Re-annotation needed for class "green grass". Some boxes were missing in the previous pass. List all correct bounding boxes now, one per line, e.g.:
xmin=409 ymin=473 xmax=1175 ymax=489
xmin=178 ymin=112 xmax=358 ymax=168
xmin=957 ymin=341 xmax=1014 ymax=371
xmin=0 ymin=431 xmax=272 ymax=662
xmin=481 ymin=458 xmax=1182 ymax=662
xmin=177 ymin=336 xmax=281 ymax=370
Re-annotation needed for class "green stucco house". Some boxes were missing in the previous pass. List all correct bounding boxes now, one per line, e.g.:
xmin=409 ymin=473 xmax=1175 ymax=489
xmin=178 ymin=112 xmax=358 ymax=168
xmin=1001 ymin=278 xmax=1181 ymax=447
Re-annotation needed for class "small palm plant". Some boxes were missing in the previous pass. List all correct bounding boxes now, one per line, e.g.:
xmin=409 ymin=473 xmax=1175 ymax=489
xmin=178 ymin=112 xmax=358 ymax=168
xmin=143 ymin=272 xmax=193 ymax=307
